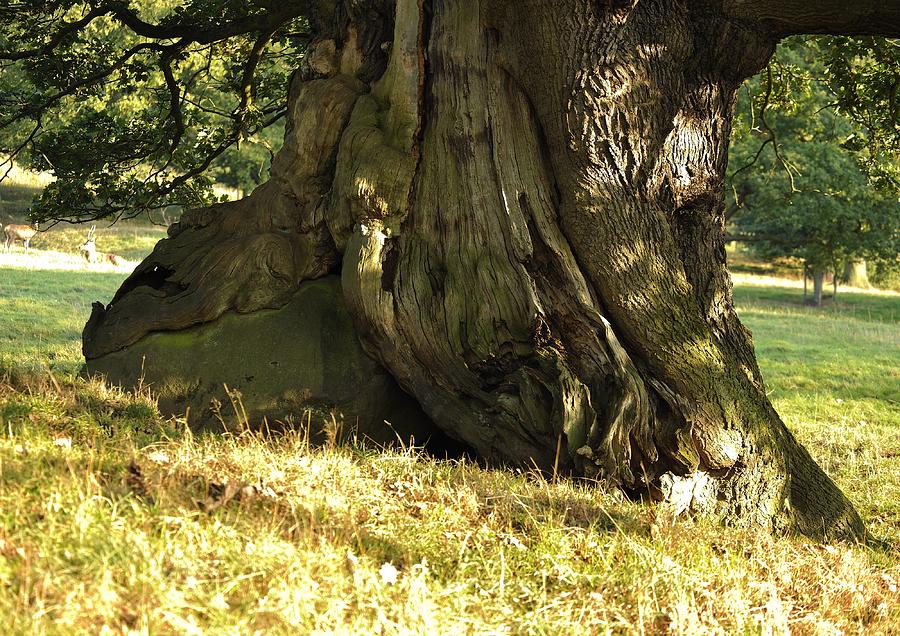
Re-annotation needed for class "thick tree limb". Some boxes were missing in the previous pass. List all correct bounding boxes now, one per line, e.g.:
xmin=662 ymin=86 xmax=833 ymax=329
xmin=711 ymin=1 xmax=900 ymax=37
xmin=0 ymin=2 xmax=310 ymax=60
xmin=105 ymin=1 xmax=309 ymax=45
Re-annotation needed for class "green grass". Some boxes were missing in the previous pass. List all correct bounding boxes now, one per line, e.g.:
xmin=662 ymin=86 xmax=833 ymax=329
xmin=0 ymin=267 xmax=128 ymax=377
xmin=734 ymin=282 xmax=898 ymax=324
xmin=0 ymin=225 xmax=165 ymax=378
xmin=0 ymin=249 xmax=898 ymax=634
xmin=734 ymin=285 xmax=900 ymax=543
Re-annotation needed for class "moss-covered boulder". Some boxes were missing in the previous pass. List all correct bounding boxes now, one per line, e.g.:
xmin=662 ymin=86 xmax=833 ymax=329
xmin=83 ymin=276 xmax=433 ymax=444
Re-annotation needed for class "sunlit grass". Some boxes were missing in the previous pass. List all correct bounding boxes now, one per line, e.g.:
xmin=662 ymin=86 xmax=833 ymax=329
xmin=35 ymin=224 xmax=169 ymax=262
xmin=0 ymin=377 xmax=896 ymax=634
xmin=0 ymin=264 xmax=130 ymax=377
xmin=5 ymin=223 xmax=169 ymax=262
xmin=0 ymin=231 xmax=162 ymax=378
xmin=734 ymin=279 xmax=898 ymax=323
xmin=0 ymin=249 xmax=898 ymax=633
xmin=733 ymin=285 xmax=900 ymax=545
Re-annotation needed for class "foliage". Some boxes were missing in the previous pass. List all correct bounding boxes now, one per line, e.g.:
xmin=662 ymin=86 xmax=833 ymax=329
xmin=728 ymin=38 xmax=900 ymax=276
xmin=0 ymin=1 xmax=309 ymax=222
xmin=816 ymin=37 xmax=900 ymax=185
xmin=867 ymin=254 xmax=900 ymax=290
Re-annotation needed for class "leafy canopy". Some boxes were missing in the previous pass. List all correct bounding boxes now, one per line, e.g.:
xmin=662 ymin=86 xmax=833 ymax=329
xmin=728 ymin=37 xmax=900 ymax=272
xmin=0 ymin=1 xmax=311 ymax=222
xmin=2 ymin=2 xmax=900 ymax=253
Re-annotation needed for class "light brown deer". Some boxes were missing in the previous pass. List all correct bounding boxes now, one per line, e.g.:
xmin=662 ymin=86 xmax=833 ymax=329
xmin=80 ymin=225 xmax=127 ymax=267
xmin=3 ymin=223 xmax=38 ymax=251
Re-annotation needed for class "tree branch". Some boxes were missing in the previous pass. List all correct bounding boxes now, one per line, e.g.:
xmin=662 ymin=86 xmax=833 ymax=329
xmin=0 ymin=42 xmax=167 ymax=129
xmin=0 ymin=1 xmax=310 ymax=60
xmin=710 ymin=1 xmax=900 ymax=37
xmin=0 ymin=5 xmax=114 ymax=61
xmin=106 ymin=1 xmax=310 ymax=44
xmin=160 ymin=50 xmax=188 ymax=154
xmin=0 ymin=1 xmax=310 ymax=222
xmin=233 ymin=26 xmax=279 ymax=123
xmin=0 ymin=119 xmax=41 ymax=183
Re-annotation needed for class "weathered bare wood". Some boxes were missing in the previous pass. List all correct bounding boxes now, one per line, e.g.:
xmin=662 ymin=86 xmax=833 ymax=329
xmin=84 ymin=70 xmax=365 ymax=358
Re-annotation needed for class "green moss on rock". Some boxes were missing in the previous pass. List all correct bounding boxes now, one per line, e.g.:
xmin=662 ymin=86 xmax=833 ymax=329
xmin=84 ymin=277 xmax=433 ymax=444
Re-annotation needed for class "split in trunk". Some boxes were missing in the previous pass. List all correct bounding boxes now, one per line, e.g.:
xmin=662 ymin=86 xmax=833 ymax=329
xmin=83 ymin=0 xmax=866 ymax=541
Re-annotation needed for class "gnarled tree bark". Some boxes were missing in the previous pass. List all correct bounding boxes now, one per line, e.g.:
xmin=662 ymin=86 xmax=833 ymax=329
xmin=84 ymin=0 xmax=900 ymax=540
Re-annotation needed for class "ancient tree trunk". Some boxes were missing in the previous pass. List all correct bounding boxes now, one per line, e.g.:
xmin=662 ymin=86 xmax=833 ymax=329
xmin=843 ymin=259 xmax=870 ymax=289
xmin=811 ymin=269 xmax=826 ymax=307
xmin=83 ymin=0 xmax=864 ymax=540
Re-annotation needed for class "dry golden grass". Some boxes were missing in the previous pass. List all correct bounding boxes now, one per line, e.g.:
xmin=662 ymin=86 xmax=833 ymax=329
xmin=0 ymin=372 xmax=897 ymax=635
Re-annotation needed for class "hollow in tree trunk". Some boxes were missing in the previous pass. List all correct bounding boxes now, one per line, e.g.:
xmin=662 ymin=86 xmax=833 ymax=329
xmin=83 ymin=0 xmax=866 ymax=541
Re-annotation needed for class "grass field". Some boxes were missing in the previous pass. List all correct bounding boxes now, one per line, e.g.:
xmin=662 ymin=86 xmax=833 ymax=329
xmin=0 ymin=162 xmax=51 ymax=217
xmin=2 ymin=223 xmax=169 ymax=263
xmin=0 ymin=244 xmax=898 ymax=634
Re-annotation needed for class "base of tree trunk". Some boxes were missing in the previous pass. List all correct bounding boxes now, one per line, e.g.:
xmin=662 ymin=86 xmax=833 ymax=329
xmin=842 ymin=259 xmax=871 ymax=289
xmin=810 ymin=269 xmax=826 ymax=306
xmin=81 ymin=0 xmax=864 ymax=542
xmin=84 ymin=276 xmax=437 ymax=445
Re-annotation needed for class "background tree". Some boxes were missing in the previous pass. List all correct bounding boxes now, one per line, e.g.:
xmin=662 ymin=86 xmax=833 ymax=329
xmin=3 ymin=0 xmax=900 ymax=542
xmin=728 ymin=38 xmax=900 ymax=304
xmin=0 ymin=0 xmax=305 ymax=221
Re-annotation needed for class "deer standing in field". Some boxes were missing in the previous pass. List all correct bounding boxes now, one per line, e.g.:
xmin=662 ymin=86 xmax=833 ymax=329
xmin=3 ymin=222 xmax=38 ymax=251
xmin=80 ymin=225 xmax=127 ymax=267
